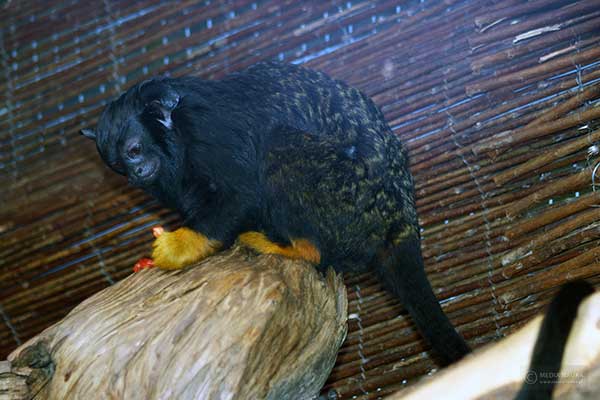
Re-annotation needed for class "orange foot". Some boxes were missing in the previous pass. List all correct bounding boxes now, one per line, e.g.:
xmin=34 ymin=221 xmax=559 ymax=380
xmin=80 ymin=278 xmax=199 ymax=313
xmin=151 ymin=227 xmax=221 ymax=270
xmin=238 ymin=231 xmax=321 ymax=264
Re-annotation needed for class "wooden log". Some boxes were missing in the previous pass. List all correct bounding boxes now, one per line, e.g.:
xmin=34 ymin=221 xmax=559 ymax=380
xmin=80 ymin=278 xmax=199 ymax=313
xmin=390 ymin=290 xmax=600 ymax=400
xmin=0 ymin=361 xmax=32 ymax=400
xmin=3 ymin=246 xmax=348 ymax=400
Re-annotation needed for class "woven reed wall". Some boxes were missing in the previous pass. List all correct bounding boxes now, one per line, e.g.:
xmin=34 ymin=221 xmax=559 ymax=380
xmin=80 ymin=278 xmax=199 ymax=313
xmin=1 ymin=0 xmax=600 ymax=398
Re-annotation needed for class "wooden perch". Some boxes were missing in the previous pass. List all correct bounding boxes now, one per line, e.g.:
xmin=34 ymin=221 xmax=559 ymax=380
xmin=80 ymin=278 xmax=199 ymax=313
xmin=2 ymin=246 xmax=348 ymax=400
xmin=390 ymin=291 xmax=600 ymax=400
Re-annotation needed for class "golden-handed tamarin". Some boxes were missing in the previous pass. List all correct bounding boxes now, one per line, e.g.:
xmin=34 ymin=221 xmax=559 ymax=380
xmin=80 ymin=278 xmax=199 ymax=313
xmin=82 ymin=61 xmax=470 ymax=364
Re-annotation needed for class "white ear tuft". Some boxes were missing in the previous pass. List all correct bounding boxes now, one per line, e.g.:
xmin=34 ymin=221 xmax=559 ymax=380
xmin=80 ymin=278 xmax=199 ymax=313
xmin=149 ymin=95 xmax=179 ymax=130
xmin=80 ymin=129 xmax=97 ymax=140
xmin=157 ymin=115 xmax=173 ymax=129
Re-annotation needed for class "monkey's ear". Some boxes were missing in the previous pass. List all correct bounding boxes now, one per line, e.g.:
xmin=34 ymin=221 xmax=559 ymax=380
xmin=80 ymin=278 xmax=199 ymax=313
xmin=148 ymin=95 xmax=179 ymax=130
xmin=139 ymin=80 xmax=180 ymax=130
xmin=80 ymin=129 xmax=97 ymax=140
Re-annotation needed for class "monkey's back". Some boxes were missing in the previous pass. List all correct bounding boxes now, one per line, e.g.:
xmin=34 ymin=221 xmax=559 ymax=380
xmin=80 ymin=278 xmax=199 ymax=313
xmin=231 ymin=62 xmax=390 ymax=143
xmin=228 ymin=62 xmax=419 ymax=270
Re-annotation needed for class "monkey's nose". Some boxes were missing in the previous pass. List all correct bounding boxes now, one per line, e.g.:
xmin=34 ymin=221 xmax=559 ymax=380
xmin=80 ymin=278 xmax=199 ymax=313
xmin=132 ymin=162 xmax=156 ymax=180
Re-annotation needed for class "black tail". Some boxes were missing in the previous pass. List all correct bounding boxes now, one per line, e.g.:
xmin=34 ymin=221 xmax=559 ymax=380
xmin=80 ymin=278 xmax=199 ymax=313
xmin=375 ymin=234 xmax=470 ymax=365
xmin=515 ymin=280 xmax=595 ymax=400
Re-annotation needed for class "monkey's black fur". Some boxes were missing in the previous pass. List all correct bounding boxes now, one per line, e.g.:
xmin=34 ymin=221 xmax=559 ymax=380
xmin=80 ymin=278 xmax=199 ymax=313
xmin=515 ymin=280 xmax=595 ymax=400
xmin=85 ymin=61 xmax=470 ymax=364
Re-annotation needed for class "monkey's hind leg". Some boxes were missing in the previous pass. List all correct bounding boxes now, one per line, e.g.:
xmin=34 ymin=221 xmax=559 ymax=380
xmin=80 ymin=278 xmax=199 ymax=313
xmin=238 ymin=231 xmax=321 ymax=264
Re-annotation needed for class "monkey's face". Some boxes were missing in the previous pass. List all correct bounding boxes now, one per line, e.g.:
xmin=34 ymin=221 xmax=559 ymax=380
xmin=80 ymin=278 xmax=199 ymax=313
xmin=82 ymin=79 xmax=182 ymax=191
xmin=109 ymin=118 xmax=162 ymax=186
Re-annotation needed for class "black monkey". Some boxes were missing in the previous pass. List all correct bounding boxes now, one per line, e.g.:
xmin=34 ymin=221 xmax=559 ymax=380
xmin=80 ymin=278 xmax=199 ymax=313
xmin=516 ymin=280 xmax=595 ymax=400
xmin=82 ymin=61 xmax=470 ymax=364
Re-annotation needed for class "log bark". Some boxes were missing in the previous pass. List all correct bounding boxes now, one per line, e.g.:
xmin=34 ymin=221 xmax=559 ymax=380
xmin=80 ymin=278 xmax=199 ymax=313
xmin=2 ymin=246 xmax=348 ymax=400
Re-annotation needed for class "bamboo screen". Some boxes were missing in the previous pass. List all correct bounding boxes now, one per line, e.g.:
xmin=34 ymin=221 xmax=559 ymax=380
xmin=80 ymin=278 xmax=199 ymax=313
xmin=1 ymin=0 xmax=600 ymax=398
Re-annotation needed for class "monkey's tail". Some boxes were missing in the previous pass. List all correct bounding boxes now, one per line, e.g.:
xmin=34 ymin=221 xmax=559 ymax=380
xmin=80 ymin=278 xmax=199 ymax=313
xmin=515 ymin=280 xmax=595 ymax=400
xmin=375 ymin=234 xmax=470 ymax=366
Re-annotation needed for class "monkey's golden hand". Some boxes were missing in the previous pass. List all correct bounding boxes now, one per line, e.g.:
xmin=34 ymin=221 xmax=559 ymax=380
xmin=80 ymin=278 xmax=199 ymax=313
xmin=133 ymin=226 xmax=221 ymax=272
xmin=152 ymin=227 xmax=221 ymax=270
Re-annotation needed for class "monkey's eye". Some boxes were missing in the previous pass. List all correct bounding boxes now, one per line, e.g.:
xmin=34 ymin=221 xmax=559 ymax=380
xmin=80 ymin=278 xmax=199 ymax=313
xmin=127 ymin=143 xmax=142 ymax=158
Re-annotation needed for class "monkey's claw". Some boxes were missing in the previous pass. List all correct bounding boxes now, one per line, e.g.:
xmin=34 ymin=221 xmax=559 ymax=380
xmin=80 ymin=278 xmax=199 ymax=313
xmin=152 ymin=226 xmax=165 ymax=238
xmin=133 ymin=257 xmax=155 ymax=272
